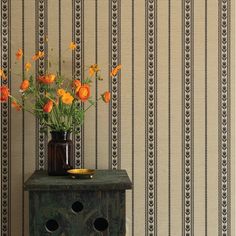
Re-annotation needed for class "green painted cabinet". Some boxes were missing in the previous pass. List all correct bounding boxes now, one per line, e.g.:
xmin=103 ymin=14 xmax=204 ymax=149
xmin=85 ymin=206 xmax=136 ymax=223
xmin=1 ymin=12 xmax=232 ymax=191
xmin=24 ymin=170 xmax=132 ymax=236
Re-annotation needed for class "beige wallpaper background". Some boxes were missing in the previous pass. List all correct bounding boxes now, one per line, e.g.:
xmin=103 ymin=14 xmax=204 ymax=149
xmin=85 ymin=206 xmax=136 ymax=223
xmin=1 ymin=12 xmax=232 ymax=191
xmin=0 ymin=0 xmax=235 ymax=235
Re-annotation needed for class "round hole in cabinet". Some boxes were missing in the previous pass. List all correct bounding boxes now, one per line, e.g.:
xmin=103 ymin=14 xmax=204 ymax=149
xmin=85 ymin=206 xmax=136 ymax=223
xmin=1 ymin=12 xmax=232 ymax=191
xmin=93 ymin=217 xmax=109 ymax=232
xmin=71 ymin=201 xmax=83 ymax=213
xmin=45 ymin=219 xmax=59 ymax=232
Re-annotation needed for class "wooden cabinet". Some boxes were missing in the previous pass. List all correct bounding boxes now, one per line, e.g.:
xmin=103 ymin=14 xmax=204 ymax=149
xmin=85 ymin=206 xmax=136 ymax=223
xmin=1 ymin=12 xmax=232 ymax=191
xmin=24 ymin=170 xmax=132 ymax=236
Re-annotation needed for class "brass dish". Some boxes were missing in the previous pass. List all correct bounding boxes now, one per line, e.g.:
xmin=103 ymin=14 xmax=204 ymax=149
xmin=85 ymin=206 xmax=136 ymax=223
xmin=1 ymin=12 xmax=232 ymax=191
xmin=67 ymin=169 xmax=95 ymax=179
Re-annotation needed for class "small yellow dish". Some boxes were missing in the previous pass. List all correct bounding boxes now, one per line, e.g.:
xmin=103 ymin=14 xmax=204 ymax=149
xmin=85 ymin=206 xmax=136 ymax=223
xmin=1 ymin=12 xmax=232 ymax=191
xmin=67 ymin=169 xmax=95 ymax=179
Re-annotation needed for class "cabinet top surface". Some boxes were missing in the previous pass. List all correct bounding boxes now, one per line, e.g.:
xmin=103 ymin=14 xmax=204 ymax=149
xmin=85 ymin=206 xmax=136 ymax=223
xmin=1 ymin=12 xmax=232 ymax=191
xmin=24 ymin=170 xmax=132 ymax=191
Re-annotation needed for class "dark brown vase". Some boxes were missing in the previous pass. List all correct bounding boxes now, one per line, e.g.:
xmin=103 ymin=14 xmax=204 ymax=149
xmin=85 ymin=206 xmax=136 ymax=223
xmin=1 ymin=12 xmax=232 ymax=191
xmin=48 ymin=131 xmax=74 ymax=176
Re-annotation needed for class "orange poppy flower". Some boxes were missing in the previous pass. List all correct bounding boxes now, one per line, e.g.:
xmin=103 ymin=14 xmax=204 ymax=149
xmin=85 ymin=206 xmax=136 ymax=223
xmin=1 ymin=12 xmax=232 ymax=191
xmin=32 ymin=51 xmax=44 ymax=61
xmin=57 ymin=88 xmax=66 ymax=97
xmin=61 ymin=92 xmax=74 ymax=105
xmin=16 ymin=48 xmax=23 ymax=60
xmin=20 ymin=80 xmax=30 ymax=92
xmin=69 ymin=42 xmax=76 ymax=50
xmin=0 ymin=86 xmax=10 ymax=102
xmin=11 ymin=100 xmax=22 ymax=111
xmin=0 ymin=69 xmax=7 ymax=80
xmin=38 ymin=74 xmax=56 ymax=84
xmin=76 ymin=84 xmax=90 ymax=102
xmin=43 ymin=100 xmax=53 ymax=113
xmin=102 ymin=91 xmax=111 ymax=103
xmin=110 ymin=64 xmax=122 ymax=77
xmin=89 ymin=64 xmax=99 ymax=77
xmin=72 ymin=79 xmax=81 ymax=91
xmin=25 ymin=62 xmax=32 ymax=72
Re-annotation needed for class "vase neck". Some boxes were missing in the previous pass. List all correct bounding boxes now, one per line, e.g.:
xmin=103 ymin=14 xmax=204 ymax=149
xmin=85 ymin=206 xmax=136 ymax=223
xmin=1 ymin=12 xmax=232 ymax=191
xmin=50 ymin=131 xmax=70 ymax=141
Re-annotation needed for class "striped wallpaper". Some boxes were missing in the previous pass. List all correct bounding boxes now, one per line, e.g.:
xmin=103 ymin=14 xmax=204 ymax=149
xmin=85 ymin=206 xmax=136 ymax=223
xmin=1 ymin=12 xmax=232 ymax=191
xmin=0 ymin=0 xmax=235 ymax=235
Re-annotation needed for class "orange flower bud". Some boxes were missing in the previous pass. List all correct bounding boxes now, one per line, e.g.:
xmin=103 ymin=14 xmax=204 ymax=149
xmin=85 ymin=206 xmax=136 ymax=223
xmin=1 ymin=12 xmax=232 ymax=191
xmin=89 ymin=64 xmax=99 ymax=77
xmin=0 ymin=86 xmax=10 ymax=102
xmin=110 ymin=64 xmax=122 ymax=77
xmin=102 ymin=91 xmax=111 ymax=103
xmin=16 ymin=48 xmax=23 ymax=60
xmin=69 ymin=42 xmax=76 ymax=50
xmin=76 ymin=84 xmax=90 ymax=102
xmin=20 ymin=80 xmax=30 ymax=92
xmin=61 ymin=92 xmax=74 ymax=105
xmin=38 ymin=74 xmax=56 ymax=84
xmin=32 ymin=51 xmax=44 ymax=61
xmin=57 ymin=88 xmax=66 ymax=97
xmin=11 ymin=100 xmax=22 ymax=111
xmin=72 ymin=79 xmax=81 ymax=91
xmin=0 ymin=69 xmax=7 ymax=80
xmin=43 ymin=100 xmax=53 ymax=113
xmin=25 ymin=62 xmax=32 ymax=72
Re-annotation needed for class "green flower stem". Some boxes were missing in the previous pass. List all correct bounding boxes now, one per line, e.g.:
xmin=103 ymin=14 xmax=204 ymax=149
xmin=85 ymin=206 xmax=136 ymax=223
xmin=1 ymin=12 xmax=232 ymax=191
xmin=84 ymin=96 xmax=102 ymax=113
xmin=9 ymin=95 xmax=36 ymax=115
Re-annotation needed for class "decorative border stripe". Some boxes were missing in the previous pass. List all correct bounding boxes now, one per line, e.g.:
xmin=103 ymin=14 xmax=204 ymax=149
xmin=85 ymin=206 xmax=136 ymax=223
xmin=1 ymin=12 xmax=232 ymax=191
xmin=218 ymin=0 xmax=231 ymax=234
xmin=182 ymin=0 xmax=194 ymax=234
xmin=109 ymin=0 xmax=121 ymax=170
xmin=1 ymin=0 xmax=11 ymax=234
xmin=145 ymin=0 xmax=157 ymax=234
xmin=205 ymin=0 xmax=208 ymax=235
xmin=131 ymin=0 xmax=135 ymax=235
xmin=35 ymin=0 xmax=48 ymax=170
xmin=22 ymin=0 xmax=25 ymax=234
xmin=168 ymin=0 xmax=171 ymax=235
xmin=95 ymin=0 xmax=98 ymax=169
xmin=58 ymin=0 xmax=61 ymax=75
xmin=72 ymin=0 xmax=84 ymax=168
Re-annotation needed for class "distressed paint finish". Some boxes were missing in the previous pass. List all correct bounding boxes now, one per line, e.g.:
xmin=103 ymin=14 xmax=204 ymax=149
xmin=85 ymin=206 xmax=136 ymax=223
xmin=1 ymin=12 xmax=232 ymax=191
xmin=24 ymin=170 xmax=132 ymax=191
xmin=25 ymin=170 xmax=131 ymax=235
xmin=28 ymin=191 xmax=126 ymax=236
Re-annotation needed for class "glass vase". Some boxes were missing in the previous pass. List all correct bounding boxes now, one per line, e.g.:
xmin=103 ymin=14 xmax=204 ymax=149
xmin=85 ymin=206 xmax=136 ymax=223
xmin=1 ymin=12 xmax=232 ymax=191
xmin=48 ymin=131 xmax=74 ymax=176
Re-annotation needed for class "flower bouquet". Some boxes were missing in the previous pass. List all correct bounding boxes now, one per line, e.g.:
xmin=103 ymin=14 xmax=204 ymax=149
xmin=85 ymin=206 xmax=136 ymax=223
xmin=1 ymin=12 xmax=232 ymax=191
xmin=0 ymin=42 xmax=121 ymax=175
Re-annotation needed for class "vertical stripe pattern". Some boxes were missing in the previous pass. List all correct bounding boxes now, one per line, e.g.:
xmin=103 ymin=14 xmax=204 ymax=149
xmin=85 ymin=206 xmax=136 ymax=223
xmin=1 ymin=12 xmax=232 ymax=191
xmin=145 ymin=0 xmax=157 ymax=235
xmin=109 ymin=0 xmax=121 ymax=170
xmin=35 ymin=0 xmax=48 ymax=170
xmin=22 ymin=0 xmax=25 ymax=234
xmin=1 ymin=1 xmax=11 ymax=234
xmin=182 ymin=0 xmax=194 ymax=234
xmin=95 ymin=0 xmax=98 ymax=169
xmin=205 ymin=0 xmax=208 ymax=235
xmin=131 ymin=0 xmax=134 ymax=234
xmin=218 ymin=0 xmax=231 ymax=235
xmin=0 ymin=0 xmax=235 ymax=235
xmin=168 ymin=0 xmax=171 ymax=235
xmin=72 ymin=0 xmax=84 ymax=168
